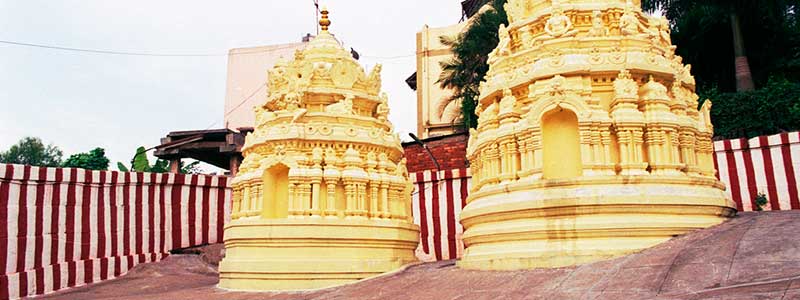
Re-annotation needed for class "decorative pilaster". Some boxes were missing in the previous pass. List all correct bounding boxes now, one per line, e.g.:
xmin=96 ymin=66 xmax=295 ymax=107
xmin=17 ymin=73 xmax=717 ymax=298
xmin=299 ymin=182 xmax=312 ymax=216
xmin=324 ymin=179 xmax=338 ymax=217
xmin=344 ymin=181 xmax=356 ymax=217
xmin=680 ymin=130 xmax=700 ymax=174
xmin=366 ymin=152 xmax=380 ymax=218
xmin=253 ymin=184 xmax=262 ymax=214
xmin=287 ymin=182 xmax=297 ymax=217
xmin=487 ymin=143 xmax=501 ymax=184
xmin=611 ymin=70 xmax=648 ymax=175
xmin=288 ymin=166 xmax=304 ymax=217
xmin=323 ymin=148 xmax=341 ymax=218
xmin=579 ymin=122 xmax=594 ymax=175
xmin=342 ymin=146 xmax=368 ymax=218
xmin=498 ymin=137 xmax=516 ymax=182
xmin=231 ymin=185 xmax=243 ymax=219
xmin=599 ymin=125 xmax=616 ymax=175
xmin=531 ymin=127 xmax=543 ymax=179
xmin=357 ymin=182 xmax=368 ymax=217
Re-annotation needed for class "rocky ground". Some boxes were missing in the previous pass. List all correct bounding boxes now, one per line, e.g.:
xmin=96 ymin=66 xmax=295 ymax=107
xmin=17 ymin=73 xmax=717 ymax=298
xmin=38 ymin=211 xmax=800 ymax=300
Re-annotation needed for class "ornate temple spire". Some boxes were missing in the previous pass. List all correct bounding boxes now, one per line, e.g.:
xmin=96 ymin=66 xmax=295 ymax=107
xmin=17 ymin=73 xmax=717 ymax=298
xmin=219 ymin=4 xmax=417 ymax=291
xmin=459 ymin=0 xmax=735 ymax=271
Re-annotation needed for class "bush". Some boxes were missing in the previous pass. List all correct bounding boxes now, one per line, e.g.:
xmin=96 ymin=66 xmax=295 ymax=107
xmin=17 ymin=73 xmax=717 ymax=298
xmin=701 ymin=77 xmax=800 ymax=139
xmin=62 ymin=148 xmax=110 ymax=170
xmin=754 ymin=192 xmax=768 ymax=211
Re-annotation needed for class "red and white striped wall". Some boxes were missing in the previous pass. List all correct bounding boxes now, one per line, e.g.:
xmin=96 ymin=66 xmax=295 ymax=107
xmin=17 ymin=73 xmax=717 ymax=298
xmin=410 ymin=132 xmax=800 ymax=261
xmin=0 ymin=164 xmax=231 ymax=300
xmin=411 ymin=168 xmax=470 ymax=262
xmin=713 ymin=132 xmax=800 ymax=212
xmin=1 ymin=132 xmax=797 ymax=296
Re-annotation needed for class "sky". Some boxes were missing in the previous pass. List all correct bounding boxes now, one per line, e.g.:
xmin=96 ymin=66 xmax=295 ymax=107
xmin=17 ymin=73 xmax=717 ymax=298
xmin=0 ymin=0 xmax=463 ymax=171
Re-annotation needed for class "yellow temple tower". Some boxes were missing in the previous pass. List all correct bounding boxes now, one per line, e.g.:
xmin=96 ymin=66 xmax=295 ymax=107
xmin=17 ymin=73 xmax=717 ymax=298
xmin=218 ymin=8 xmax=419 ymax=291
xmin=459 ymin=0 xmax=737 ymax=270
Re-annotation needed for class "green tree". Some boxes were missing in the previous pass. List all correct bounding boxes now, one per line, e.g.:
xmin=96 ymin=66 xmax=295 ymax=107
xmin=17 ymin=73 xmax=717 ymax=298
xmin=643 ymin=0 xmax=800 ymax=138
xmin=438 ymin=0 xmax=507 ymax=129
xmin=0 ymin=137 xmax=63 ymax=167
xmin=117 ymin=146 xmax=202 ymax=174
xmin=62 ymin=147 xmax=110 ymax=170
xmin=642 ymin=0 xmax=800 ymax=92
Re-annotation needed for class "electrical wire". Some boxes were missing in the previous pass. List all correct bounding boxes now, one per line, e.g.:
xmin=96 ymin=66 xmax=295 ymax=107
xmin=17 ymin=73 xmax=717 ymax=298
xmin=132 ymin=81 xmax=266 ymax=163
xmin=223 ymin=82 xmax=267 ymax=119
xmin=3 ymin=37 xmax=420 ymax=165
xmin=361 ymin=54 xmax=416 ymax=60
xmin=1 ymin=39 xmax=418 ymax=61
xmin=0 ymin=40 xmax=304 ymax=57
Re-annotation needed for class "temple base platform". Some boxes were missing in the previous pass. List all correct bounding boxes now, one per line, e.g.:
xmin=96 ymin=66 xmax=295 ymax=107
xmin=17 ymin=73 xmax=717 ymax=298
xmin=457 ymin=175 xmax=737 ymax=271
xmin=218 ymin=218 xmax=419 ymax=291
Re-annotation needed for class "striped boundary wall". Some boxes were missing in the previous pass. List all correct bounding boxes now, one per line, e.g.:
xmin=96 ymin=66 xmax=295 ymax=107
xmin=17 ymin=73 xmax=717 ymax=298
xmin=411 ymin=131 xmax=800 ymax=261
xmin=0 ymin=131 xmax=796 ymax=296
xmin=0 ymin=164 xmax=231 ymax=299
xmin=714 ymin=131 xmax=800 ymax=212
xmin=411 ymin=168 xmax=470 ymax=262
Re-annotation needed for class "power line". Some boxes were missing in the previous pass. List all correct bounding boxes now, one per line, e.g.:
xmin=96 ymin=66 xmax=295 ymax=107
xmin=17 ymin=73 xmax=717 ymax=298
xmin=1 ymin=39 xmax=419 ymax=60
xmin=361 ymin=54 xmax=416 ymax=60
xmin=199 ymin=82 xmax=267 ymax=131
xmin=3 ymin=37 xmax=417 ymax=136
xmin=224 ymin=82 xmax=267 ymax=118
xmin=0 ymin=40 xmax=304 ymax=57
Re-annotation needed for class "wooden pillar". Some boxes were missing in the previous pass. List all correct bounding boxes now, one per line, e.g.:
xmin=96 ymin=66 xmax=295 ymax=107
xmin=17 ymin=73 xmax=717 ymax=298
xmin=229 ymin=155 xmax=241 ymax=176
xmin=169 ymin=158 xmax=181 ymax=174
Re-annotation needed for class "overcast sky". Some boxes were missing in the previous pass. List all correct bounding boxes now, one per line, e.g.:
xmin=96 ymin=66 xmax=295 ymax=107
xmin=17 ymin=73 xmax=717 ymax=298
xmin=0 ymin=0 xmax=462 ymax=171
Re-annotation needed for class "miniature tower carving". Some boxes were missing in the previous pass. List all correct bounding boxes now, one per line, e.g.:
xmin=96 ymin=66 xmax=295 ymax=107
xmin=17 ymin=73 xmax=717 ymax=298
xmin=460 ymin=0 xmax=736 ymax=270
xmin=218 ymin=8 xmax=418 ymax=290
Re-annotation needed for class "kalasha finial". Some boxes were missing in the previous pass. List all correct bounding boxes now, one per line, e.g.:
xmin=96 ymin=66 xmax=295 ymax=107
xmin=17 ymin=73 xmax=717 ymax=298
xmin=319 ymin=6 xmax=331 ymax=31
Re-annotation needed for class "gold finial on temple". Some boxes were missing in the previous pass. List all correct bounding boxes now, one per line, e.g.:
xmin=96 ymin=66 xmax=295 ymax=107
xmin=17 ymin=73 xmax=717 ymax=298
xmin=319 ymin=6 xmax=331 ymax=31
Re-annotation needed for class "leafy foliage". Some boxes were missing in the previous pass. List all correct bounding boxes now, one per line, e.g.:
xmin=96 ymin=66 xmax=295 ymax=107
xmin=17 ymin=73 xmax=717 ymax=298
xmin=180 ymin=161 xmax=202 ymax=174
xmin=131 ymin=146 xmax=151 ymax=172
xmin=150 ymin=159 xmax=169 ymax=173
xmin=62 ymin=148 xmax=110 ymax=170
xmin=0 ymin=137 xmax=63 ymax=167
xmin=117 ymin=146 xmax=202 ymax=174
xmin=438 ymin=0 xmax=508 ymax=129
xmin=700 ymin=77 xmax=800 ymax=139
xmin=754 ymin=192 xmax=768 ymax=211
xmin=638 ymin=1 xmax=800 ymax=139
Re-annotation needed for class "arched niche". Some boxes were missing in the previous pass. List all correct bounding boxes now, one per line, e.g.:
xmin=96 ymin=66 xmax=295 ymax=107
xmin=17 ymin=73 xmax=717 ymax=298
xmin=261 ymin=163 xmax=290 ymax=219
xmin=541 ymin=108 xmax=582 ymax=179
xmin=526 ymin=94 xmax=591 ymax=124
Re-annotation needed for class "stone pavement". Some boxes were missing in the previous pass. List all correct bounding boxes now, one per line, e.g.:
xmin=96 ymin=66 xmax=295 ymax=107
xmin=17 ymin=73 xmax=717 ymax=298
xmin=39 ymin=211 xmax=800 ymax=300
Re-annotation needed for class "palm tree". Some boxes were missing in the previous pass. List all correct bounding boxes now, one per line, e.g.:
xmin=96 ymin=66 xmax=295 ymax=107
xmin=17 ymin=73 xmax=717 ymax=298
xmin=438 ymin=0 xmax=508 ymax=129
xmin=642 ymin=0 xmax=800 ymax=92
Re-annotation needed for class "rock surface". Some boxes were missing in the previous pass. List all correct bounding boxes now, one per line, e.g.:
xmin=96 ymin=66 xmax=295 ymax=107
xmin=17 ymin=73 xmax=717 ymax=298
xmin=40 ymin=211 xmax=800 ymax=299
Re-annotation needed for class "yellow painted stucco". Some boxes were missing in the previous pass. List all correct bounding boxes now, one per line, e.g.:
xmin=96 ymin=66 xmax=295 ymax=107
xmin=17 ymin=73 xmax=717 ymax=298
xmin=459 ymin=0 xmax=736 ymax=270
xmin=218 ymin=8 xmax=419 ymax=291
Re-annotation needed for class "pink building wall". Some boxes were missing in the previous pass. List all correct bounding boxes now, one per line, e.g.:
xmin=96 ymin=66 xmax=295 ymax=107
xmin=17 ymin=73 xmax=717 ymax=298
xmin=223 ymin=42 xmax=307 ymax=130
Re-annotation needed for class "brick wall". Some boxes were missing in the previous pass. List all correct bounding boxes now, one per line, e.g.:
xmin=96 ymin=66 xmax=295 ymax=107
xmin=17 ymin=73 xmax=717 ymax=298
xmin=403 ymin=133 xmax=469 ymax=174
